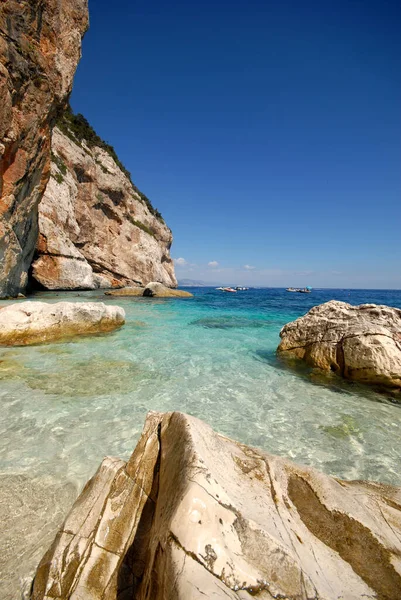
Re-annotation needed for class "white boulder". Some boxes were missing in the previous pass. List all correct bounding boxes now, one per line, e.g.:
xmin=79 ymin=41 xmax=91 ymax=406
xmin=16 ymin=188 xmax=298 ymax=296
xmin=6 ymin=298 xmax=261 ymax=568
xmin=278 ymin=300 xmax=401 ymax=390
xmin=0 ymin=301 xmax=125 ymax=345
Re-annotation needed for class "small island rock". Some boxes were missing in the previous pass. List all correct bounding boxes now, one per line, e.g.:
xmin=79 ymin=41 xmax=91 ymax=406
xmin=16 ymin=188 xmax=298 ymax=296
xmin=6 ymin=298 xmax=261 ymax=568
xmin=30 ymin=411 xmax=401 ymax=599
xmin=143 ymin=281 xmax=193 ymax=297
xmin=278 ymin=300 xmax=401 ymax=390
xmin=105 ymin=286 xmax=145 ymax=297
xmin=0 ymin=301 xmax=125 ymax=346
xmin=106 ymin=282 xmax=193 ymax=298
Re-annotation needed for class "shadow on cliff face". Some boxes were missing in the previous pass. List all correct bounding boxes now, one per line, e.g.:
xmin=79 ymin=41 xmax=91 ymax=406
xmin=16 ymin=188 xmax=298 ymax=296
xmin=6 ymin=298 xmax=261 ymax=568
xmin=27 ymin=262 xmax=47 ymax=294
xmin=254 ymin=349 xmax=401 ymax=406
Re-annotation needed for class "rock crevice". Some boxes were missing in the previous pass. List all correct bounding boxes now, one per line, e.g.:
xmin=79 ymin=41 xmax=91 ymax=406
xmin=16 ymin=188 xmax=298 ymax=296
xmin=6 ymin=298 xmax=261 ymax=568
xmin=30 ymin=411 xmax=401 ymax=599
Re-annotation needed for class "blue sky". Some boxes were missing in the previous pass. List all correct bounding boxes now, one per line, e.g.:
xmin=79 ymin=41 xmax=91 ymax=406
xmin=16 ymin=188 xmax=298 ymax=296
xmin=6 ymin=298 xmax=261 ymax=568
xmin=71 ymin=0 xmax=401 ymax=288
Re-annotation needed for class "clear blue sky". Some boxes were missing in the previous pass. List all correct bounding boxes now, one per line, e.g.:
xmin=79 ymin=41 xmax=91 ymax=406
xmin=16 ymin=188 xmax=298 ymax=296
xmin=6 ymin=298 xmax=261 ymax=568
xmin=71 ymin=0 xmax=401 ymax=288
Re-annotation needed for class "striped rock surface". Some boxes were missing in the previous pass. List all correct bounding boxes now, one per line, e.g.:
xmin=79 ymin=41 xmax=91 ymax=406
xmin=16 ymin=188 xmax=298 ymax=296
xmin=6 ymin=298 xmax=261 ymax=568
xmin=30 ymin=411 xmax=401 ymax=599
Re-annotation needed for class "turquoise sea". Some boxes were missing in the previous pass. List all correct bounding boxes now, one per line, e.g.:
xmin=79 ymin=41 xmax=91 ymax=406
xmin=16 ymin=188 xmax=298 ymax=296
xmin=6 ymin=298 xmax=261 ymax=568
xmin=1 ymin=287 xmax=401 ymax=595
xmin=1 ymin=287 xmax=401 ymax=485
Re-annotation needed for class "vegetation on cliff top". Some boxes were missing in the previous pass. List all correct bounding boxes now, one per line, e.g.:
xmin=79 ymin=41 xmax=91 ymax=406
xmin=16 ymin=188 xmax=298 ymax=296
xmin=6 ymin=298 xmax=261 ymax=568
xmin=56 ymin=106 xmax=164 ymax=222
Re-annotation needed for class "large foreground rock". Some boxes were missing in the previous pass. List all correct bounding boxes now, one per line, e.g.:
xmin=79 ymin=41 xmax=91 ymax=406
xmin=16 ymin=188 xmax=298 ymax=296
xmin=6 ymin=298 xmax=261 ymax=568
xmin=0 ymin=0 xmax=88 ymax=298
xmin=30 ymin=412 xmax=401 ymax=599
xmin=0 ymin=301 xmax=125 ymax=345
xmin=278 ymin=300 xmax=401 ymax=390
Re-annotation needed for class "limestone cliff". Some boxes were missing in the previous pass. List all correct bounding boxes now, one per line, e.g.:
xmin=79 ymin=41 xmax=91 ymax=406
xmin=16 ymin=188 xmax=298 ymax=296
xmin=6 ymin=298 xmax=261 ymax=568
xmin=31 ymin=114 xmax=177 ymax=290
xmin=0 ymin=0 xmax=88 ymax=298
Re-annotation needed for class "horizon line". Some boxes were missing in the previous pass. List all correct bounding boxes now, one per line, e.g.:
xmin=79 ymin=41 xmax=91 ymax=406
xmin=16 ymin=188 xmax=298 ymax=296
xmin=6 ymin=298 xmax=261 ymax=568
xmin=178 ymin=285 xmax=401 ymax=291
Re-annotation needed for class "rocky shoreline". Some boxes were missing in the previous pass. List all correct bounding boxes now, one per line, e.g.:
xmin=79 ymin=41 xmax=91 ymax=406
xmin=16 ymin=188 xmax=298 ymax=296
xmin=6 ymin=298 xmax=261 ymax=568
xmin=0 ymin=295 xmax=400 ymax=597
xmin=1 ymin=2 xmax=400 ymax=599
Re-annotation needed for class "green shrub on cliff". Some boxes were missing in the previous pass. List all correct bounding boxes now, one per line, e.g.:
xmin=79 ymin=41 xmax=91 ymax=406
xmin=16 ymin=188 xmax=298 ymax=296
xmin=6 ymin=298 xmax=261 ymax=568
xmin=53 ymin=172 xmax=64 ymax=185
xmin=57 ymin=106 xmax=164 ymax=222
xmin=131 ymin=189 xmax=164 ymax=222
xmin=127 ymin=216 xmax=156 ymax=238
xmin=51 ymin=151 xmax=67 ymax=176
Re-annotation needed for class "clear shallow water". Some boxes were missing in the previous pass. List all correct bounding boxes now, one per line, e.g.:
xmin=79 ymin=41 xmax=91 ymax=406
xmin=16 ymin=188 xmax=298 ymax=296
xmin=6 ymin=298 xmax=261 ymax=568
xmin=1 ymin=287 xmax=400 ymax=488
xmin=1 ymin=287 xmax=401 ymax=594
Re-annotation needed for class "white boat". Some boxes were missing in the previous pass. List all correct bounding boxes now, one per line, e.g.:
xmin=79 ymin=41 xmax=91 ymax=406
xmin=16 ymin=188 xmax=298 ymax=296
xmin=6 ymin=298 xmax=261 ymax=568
xmin=286 ymin=287 xmax=312 ymax=293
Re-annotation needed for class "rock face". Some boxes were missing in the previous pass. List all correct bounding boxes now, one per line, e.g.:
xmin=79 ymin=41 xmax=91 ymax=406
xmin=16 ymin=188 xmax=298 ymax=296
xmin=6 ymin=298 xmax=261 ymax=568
xmin=106 ymin=282 xmax=193 ymax=298
xmin=278 ymin=300 xmax=401 ymax=390
xmin=31 ymin=411 xmax=401 ymax=600
xmin=31 ymin=123 xmax=177 ymax=291
xmin=0 ymin=0 xmax=88 ymax=298
xmin=0 ymin=300 xmax=125 ymax=345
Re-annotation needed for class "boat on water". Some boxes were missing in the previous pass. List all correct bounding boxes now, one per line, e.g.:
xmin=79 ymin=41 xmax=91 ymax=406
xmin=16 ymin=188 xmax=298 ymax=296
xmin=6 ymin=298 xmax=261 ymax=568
xmin=235 ymin=286 xmax=249 ymax=291
xmin=286 ymin=287 xmax=312 ymax=293
xmin=222 ymin=287 xmax=237 ymax=293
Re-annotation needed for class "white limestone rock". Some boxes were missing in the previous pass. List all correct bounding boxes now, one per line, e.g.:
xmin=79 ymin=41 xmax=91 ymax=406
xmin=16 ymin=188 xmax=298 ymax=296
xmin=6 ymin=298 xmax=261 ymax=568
xmin=30 ymin=412 xmax=401 ymax=599
xmin=278 ymin=300 xmax=401 ymax=390
xmin=32 ymin=127 xmax=177 ymax=291
xmin=0 ymin=301 xmax=125 ymax=345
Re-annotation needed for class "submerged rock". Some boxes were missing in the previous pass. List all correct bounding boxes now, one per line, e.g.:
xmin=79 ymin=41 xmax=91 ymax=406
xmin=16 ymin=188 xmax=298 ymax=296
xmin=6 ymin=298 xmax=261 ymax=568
xmin=23 ymin=357 xmax=143 ymax=397
xmin=0 ymin=474 xmax=77 ymax=600
xmin=30 ymin=411 xmax=401 ymax=599
xmin=278 ymin=300 xmax=401 ymax=391
xmin=0 ymin=301 xmax=125 ymax=346
xmin=192 ymin=316 xmax=268 ymax=329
